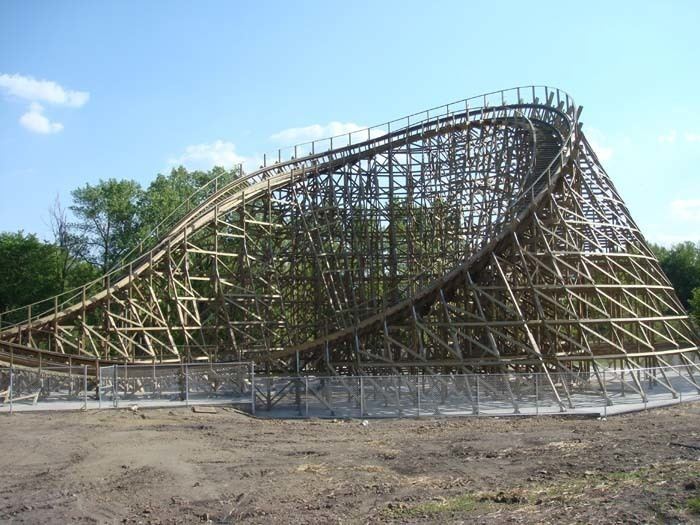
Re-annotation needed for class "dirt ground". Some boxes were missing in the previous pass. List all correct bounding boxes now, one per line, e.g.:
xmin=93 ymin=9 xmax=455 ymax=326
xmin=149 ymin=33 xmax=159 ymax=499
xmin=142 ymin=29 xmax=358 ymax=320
xmin=1 ymin=404 xmax=699 ymax=524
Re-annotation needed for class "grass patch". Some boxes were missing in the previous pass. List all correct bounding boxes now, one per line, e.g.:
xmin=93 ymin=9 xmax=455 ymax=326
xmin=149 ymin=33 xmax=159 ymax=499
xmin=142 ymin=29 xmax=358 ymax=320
xmin=605 ymin=469 xmax=645 ymax=482
xmin=383 ymin=491 xmax=526 ymax=519
xmin=383 ymin=462 xmax=700 ymax=520
xmin=384 ymin=494 xmax=480 ymax=519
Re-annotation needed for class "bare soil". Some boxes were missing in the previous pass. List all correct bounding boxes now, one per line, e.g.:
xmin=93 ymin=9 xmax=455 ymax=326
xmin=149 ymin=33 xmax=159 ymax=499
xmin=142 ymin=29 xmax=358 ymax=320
xmin=1 ymin=404 xmax=700 ymax=524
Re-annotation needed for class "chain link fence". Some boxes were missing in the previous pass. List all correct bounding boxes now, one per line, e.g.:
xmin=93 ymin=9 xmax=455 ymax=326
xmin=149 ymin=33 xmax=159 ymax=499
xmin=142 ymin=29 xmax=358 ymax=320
xmin=0 ymin=364 xmax=93 ymax=412
xmin=1 ymin=363 xmax=699 ymax=416
xmin=98 ymin=362 xmax=253 ymax=408
xmin=0 ymin=362 xmax=252 ymax=412
xmin=251 ymin=365 xmax=700 ymax=418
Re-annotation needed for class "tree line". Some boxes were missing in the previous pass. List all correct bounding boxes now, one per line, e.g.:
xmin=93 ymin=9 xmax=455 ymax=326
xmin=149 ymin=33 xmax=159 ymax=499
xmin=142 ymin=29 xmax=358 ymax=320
xmin=0 ymin=166 xmax=241 ymax=318
xmin=652 ymin=243 xmax=700 ymax=325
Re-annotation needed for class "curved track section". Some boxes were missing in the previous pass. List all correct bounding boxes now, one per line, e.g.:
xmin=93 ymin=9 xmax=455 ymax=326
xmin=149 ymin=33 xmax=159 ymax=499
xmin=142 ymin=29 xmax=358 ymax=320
xmin=1 ymin=87 xmax=698 ymax=388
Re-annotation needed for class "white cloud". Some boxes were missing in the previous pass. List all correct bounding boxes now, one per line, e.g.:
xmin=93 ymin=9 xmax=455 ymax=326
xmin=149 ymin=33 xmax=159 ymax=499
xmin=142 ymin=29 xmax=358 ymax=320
xmin=169 ymin=140 xmax=255 ymax=171
xmin=585 ymin=127 xmax=613 ymax=162
xmin=670 ymin=199 xmax=700 ymax=222
xmin=0 ymin=73 xmax=89 ymax=107
xmin=270 ymin=121 xmax=379 ymax=144
xmin=19 ymin=103 xmax=63 ymax=134
xmin=658 ymin=130 xmax=677 ymax=144
xmin=684 ymin=132 xmax=700 ymax=143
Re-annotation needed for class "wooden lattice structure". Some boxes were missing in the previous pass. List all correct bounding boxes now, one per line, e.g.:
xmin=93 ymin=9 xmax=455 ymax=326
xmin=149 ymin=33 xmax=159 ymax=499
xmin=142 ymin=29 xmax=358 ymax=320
xmin=1 ymin=87 xmax=699 ymax=400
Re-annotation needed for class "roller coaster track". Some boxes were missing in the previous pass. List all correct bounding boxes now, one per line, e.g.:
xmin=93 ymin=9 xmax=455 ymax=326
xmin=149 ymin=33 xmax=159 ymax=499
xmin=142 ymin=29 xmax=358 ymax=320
xmin=1 ymin=87 xmax=698 ymax=398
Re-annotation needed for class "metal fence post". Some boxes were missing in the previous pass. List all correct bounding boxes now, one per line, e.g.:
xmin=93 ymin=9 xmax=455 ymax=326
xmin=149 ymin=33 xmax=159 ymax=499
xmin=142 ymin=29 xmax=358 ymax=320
xmin=603 ymin=382 xmax=608 ymax=418
xmin=113 ymin=365 xmax=118 ymax=408
xmin=153 ymin=361 xmax=158 ymax=399
xmin=535 ymin=373 xmax=539 ymax=416
xmin=327 ymin=379 xmax=334 ymax=417
xmin=417 ymin=378 xmax=421 ymax=418
xmin=305 ymin=376 xmax=309 ymax=418
xmin=643 ymin=369 xmax=649 ymax=410
xmin=250 ymin=363 xmax=256 ymax=415
xmin=622 ymin=369 xmax=628 ymax=397
xmin=185 ymin=364 xmax=189 ymax=407
xmin=9 ymin=366 xmax=13 ymax=414
xmin=83 ymin=365 xmax=88 ymax=410
xmin=601 ymin=370 xmax=606 ymax=408
xmin=359 ymin=376 xmax=364 ymax=417
xmin=295 ymin=377 xmax=302 ymax=416
xmin=396 ymin=376 xmax=402 ymax=417
xmin=601 ymin=370 xmax=608 ymax=419
xmin=98 ymin=366 xmax=102 ymax=409
xmin=475 ymin=375 xmax=480 ymax=415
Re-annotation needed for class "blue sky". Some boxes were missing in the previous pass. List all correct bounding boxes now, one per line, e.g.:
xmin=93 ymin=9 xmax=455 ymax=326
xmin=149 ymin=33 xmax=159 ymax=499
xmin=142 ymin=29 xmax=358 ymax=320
xmin=1 ymin=0 xmax=698 ymax=245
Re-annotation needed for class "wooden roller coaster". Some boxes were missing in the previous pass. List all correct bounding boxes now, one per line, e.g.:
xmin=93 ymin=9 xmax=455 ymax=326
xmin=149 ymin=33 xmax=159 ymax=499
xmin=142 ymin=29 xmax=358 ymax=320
xmin=1 ymin=86 xmax=698 ymax=406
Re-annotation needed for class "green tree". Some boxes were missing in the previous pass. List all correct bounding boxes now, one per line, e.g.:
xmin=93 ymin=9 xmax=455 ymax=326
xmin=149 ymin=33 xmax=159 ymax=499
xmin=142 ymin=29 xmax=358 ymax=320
xmin=139 ymin=165 xmax=242 ymax=234
xmin=49 ymin=195 xmax=97 ymax=292
xmin=0 ymin=232 xmax=62 ymax=317
xmin=652 ymin=242 xmax=700 ymax=308
xmin=70 ymin=179 xmax=144 ymax=273
xmin=690 ymin=287 xmax=700 ymax=325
